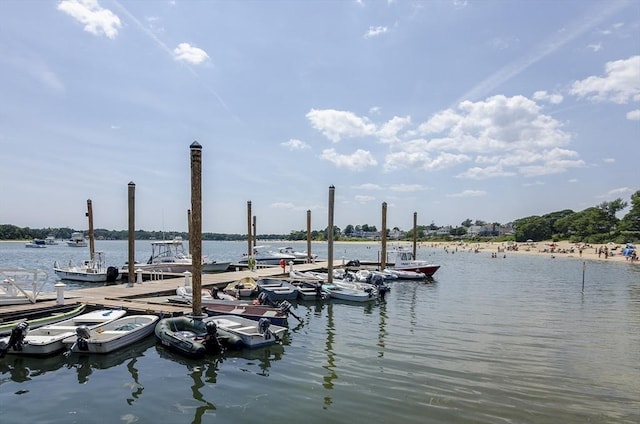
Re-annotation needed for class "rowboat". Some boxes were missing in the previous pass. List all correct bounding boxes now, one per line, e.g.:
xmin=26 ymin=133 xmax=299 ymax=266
xmin=203 ymin=315 xmax=287 ymax=349
xmin=223 ymin=276 xmax=258 ymax=298
xmin=204 ymin=301 xmax=290 ymax=327
xmin=63 ymin=314 xmax=159 ymax=354
xmin=0 ymin=303 xmax=87 ymax=336
xmin=0 ymin=309 xmax=127 ymax=357
xmin=256 ymin=278 xmax=298 ymax=301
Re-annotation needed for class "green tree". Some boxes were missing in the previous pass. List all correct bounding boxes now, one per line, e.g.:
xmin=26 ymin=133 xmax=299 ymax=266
xmin=620 ymin=190 xmax=640 ymax=232
xmin=514 ymin=216 xmax=551 ymax=241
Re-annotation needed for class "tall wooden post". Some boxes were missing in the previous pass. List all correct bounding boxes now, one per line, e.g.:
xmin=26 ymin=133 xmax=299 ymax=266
xmin=190 ymin=141 xmax=203 ymax=317
xmin=306 ymin=209 xmax=312 ymax=262
xmin=86 ymin=199 xmax=95 ymax=261
xmin=127 ymin=182 xmax=135 ymax=286
xmin=381 ymin=202 xmax=387 ymax=270
xmin=187 ymin=209 xmax=192 ymax=256
xmin=327 ymin=185 xmax=335 ymax=284
xmin=252 ymin=215 xmax=257 ymax=247
xmin=247 ymin=201 xmax=252 ymax=256
xmin=413 ymin=212 xmax=418 ymax=259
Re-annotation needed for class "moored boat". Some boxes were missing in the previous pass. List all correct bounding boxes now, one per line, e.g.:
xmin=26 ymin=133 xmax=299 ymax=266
xmin=53 ymin=251 xmax=120 ymax=283
xmin=67 ymin=232 xmax=88 ymax=247
xmin=256 ymin=278 xmax=298 ymax=301
xmin=223 ymin=276 xmax=258 ymax=298
xmin=388 ymin=247 xmax=440 ymax=276
xmin=0 ymin=303 xmax=87 ymax=336
xmin=202 ymin=315 xmax=287 ymax=349
xmin=127 ymin=237 xmax=230 ymax=273
xmin=25 ymin=239 xmax=47 ymax=248
xmin=154 ymin=315 xmax=242 ymax=358
xmin=204 ymin=301 xmax=290 ymax=327
xmin=63 ymin=314 xmax=159 ymax=354
xmin=0 ymin=309 xmax=127 ymax=357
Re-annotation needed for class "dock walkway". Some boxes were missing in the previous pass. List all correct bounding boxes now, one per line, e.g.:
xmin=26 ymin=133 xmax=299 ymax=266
xmin=0 ymin=261 xmax=331 ymax=318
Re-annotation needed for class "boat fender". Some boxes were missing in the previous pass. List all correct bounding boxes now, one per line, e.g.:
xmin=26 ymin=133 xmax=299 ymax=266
xmin=0 ymin=321 xmax=30 ymax=357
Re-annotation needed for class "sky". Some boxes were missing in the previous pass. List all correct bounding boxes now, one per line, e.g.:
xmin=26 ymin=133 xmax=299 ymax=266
xmin=1 ymin=0 xmax=639 ymax=235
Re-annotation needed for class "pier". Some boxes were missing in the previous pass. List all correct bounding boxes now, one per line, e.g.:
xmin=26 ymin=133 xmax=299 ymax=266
xmin=0 ymin=261 xmax=334 ymax=318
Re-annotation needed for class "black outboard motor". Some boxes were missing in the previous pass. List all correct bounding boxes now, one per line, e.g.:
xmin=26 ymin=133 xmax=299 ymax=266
xmin=203 ymin=321 xmax=223 ymax=353
xmin=75 ymin=325 xmax=91 ymax=351
xmin=258 ymin=318 xmax=271 ymax=339
xmin=106 ymin=266 xmax=119 ymax=283
xmin=370 ymin=274 xmax=390 ymax=301
xmin=0 ymin=321 xmax=29 ymax=357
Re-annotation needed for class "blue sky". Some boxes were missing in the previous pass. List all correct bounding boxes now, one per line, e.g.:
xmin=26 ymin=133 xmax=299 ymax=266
xmin=1 ymin=0 xmax=638 ymax=235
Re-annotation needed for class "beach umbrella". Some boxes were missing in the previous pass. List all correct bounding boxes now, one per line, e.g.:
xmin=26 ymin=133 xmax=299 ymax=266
xmin=626 ymin=243 xmax=636 ymax=249
xmin=526 ymin=239 xmax=533 ymax=243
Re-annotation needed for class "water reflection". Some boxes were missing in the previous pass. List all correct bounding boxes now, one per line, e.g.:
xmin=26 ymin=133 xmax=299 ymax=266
xmin=322 ymin=302 xmax=336 ymax=410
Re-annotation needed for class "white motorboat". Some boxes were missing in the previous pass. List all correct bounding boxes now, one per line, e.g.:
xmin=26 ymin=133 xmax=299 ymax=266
xmin=25 ymin=239 xmax=47 ymax=248
xmin=168 ymin=285 xmax=236 ymax=304
xmin=387 ymin=247 xmax=440 ymax=277
xmin=0 ymin=309 xmax=127 ymax=357
xmin=0 ymin=268 xmax=50 ymax=305
xmin=128 ymin=237 xmax=230 ymax=273
xmin=238 ymin=245 xmax=296 ymax=265
xmin=277 ymin=246 xmax=318 ymax=262
xmin=321 ymin=282 xmax=378 ymax=302
xmin=383 ymin=268 xmax=426 ymax=280
xmin=67 ymin=232 xmax=88 ymax=247
xmin=45 ymin=235 xmax=58 ymax=245
xmin=203 ymin=315 xmax=287 ymax=349
xmin=63 ymin=314 xmax=159 ymax=354
xmin=54 ymin=251 xmax=120 ymax=283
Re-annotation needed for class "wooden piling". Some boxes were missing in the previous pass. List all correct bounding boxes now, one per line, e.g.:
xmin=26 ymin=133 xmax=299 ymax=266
xmin=127 ymin=182 xmax=135 ymax=286
xmin=246 ymin=201 xmax=253 ymax=256
xmin=86 ymin=199 xmax=95 ymax=261
xmin=306 ymin=209 xmax=312 ymax=262
xmin=381 ymin=202 xmax=387 ymax=270
xmin=190 ymin=141 xmax=203 ymax=316
xmin=413 ymin=212 xmax=417 ymax=259
xmin=327 ymin=185 xmax=335 ymax=284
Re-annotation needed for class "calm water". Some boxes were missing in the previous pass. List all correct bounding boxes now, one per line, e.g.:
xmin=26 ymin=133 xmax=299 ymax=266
xmin=1 ymin=241 xmax=639 ymax=423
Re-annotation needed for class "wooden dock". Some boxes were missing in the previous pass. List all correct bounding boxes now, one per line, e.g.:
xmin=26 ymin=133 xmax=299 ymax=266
xmin=0 ymin=261 xmax=332 ymax=319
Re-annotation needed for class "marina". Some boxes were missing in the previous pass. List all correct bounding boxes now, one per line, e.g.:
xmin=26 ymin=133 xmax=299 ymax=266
xmin=0 ymin=240 xmax=638 ymax=423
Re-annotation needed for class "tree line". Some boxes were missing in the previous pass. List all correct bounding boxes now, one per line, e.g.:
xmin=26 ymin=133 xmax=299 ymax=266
xmin=1 ymin=190 xmax=638 ymax=243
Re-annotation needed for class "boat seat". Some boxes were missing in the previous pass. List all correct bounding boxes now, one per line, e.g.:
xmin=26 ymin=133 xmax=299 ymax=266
xmin=235 ymin=326 xmax=256 ymax=332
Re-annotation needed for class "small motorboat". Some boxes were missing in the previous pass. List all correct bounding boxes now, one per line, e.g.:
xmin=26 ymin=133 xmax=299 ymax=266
xmin=203 ymin=315 xmax=287 ymax=349
xmin=383 ymin=268 xmax=426 ymax=280
xmin=256 ymin=278 xmax=298 ymax=301
xmin=204 ymin=301 xmax=291 ymax=327
xmin=168 ymin=285 xmax=236 ymax=304
xmin=223 ymin=276 xmax=258 ymax=298
xmin=0 ymin=303 xmax=87 ymax=337
xmin=63 ymin=314 xmax=159 ymax=354
xmin=154 ymin=315 xmax=242 ymax=358
xmin=0 ymin=309 xmax=127 ymax=357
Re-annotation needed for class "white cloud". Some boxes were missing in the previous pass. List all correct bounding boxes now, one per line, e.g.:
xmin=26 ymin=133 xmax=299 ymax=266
xmin=447 ymin=190 xmax=487 ymax=198
xmin=587 ymin=43 xmax=602 ymax=52
xmin=306 ymin=109 xmax=377 ymax=143
xmin=270 ymin=202 xmax=295 ymax=209
xmin=354 ymin=195 xmax=376 ymax=203
xmin=364 ymin=26 xmax=388 ymax=39
xmin=533 ymin=90 xmax=564 ymax=104
xmin=58 ymin=0 xmax=121 ymax=39
xmin=173 ymin=43 xmax=210 ymax=64
xmin=603 ymin=158 xmax=615 ymax=164
xmin=602 ymin=187 xmax=633 ymax=197
xmin=320 ymin=148 xmax=378 ymax=171
xmin=281 ymin=139 xmax=310 ymax=150
xmin=351 ymin=183 xmax=382 ymax=190
xmin=378 ymin=116 xmax=411 ymax=143
xmin=522 ymin=180 xmax=545 ymax=187
xmin=568 ymin=178 xmax=579 ymax=183
xmin=388 ymin=184 xmax=424 ymax=192
xmin=626 ymin=109 xmax=640 ymax=120
xmin=570 ymin=55 xmax=640 ymax=104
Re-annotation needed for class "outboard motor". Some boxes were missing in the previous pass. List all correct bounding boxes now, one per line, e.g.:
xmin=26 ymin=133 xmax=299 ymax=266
xmin=277 ymin=300 xmax=292 ymax=315
xmin=258 ymin=318 xmax=271 ymax=340
xmin=0 ymin=321 xmax=29 ymax=357
xmin=203 ymin=321 xmax=223 ymax=353
xmin=75 ymin=325 xmax=91 ymax=351
xmin=106 ymin=266 xmax=119 ymax=283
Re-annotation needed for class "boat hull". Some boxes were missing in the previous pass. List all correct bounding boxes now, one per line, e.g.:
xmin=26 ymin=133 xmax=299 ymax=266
xmin=0 ymin=304 xmax=87 ymax=336
xmin=63 ymin=315 xmax=159 ymax=354
xmin=203 ymin=315 xmax=286 ymax=349
xmin=393 ymin=264 xmax=440 ymax=276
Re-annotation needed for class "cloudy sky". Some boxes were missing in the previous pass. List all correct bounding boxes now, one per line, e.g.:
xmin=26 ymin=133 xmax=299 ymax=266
xmin=1 ymin=0 xmax=638 ymax=234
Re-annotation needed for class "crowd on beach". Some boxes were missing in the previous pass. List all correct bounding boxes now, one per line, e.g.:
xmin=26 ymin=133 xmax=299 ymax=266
xmin=414 ymin=240 xmax=638 ymax=264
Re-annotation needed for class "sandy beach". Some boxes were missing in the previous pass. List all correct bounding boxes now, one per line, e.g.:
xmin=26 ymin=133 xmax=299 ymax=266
xmin=417 ymin=240 xmax=639 ymax=265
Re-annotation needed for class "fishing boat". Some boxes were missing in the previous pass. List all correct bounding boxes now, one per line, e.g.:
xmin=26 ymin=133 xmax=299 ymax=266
xmin=63 ymin=314 xmax=159 ymax=354
xmin=127 ymin=237 xmax=230 ymax=273
xmin=0 ymin=303 xmax=87 ymax=336
xmin=387 ymin=247 xmax=440 ymax=276
xmin=67 ymin=232 xmax=88 ymax=247
xmin=202 ymin=315 xmax=287 ymax=349
xmin=256 ymin=278 xmax=298 ymax=301
xmin=53 ymin=251 xmax=120 ymax=283
xmin=25 ymin=239 xmax=47 ymax=248
xmin=154 ymin=315 xmax=241 ymax=358
xmin=0 ymin=309 xmax=127 ymax=357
